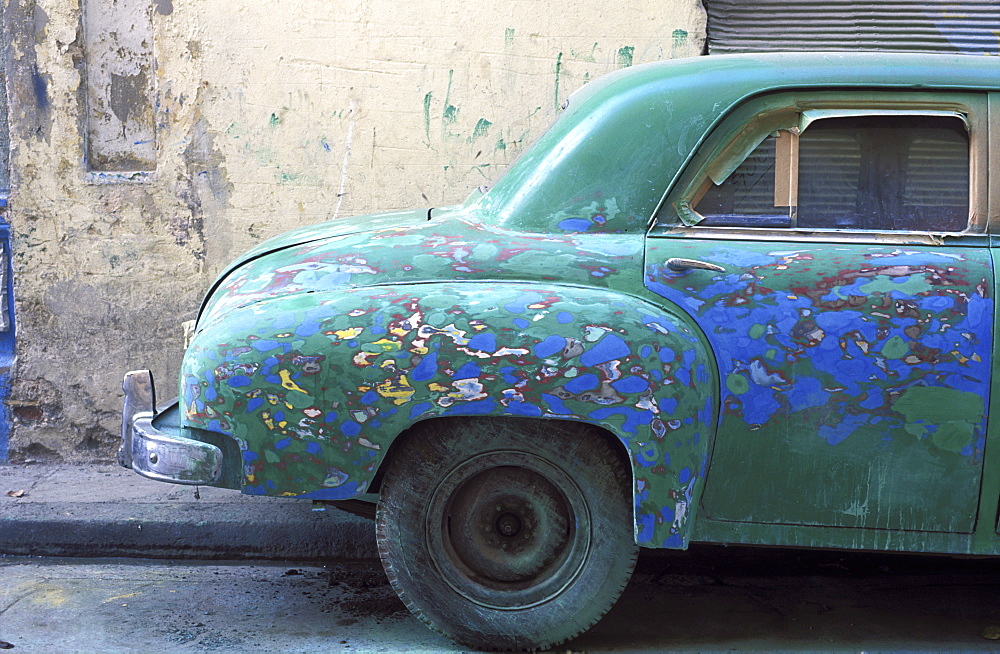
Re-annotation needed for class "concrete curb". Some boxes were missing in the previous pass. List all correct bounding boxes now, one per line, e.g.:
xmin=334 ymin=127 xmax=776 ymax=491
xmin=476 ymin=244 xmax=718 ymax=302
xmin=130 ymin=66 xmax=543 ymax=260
xmin=0 ymin=463 xmax=379 ymax=560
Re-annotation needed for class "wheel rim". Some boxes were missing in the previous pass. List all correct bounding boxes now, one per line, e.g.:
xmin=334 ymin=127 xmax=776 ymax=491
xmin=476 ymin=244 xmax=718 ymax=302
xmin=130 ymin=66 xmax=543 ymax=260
xmin=426 ymin=450 xmax=591 ymax=610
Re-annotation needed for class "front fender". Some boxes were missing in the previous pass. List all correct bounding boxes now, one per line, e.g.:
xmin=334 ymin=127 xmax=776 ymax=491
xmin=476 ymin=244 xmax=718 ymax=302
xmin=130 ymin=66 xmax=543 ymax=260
xmin=181 ymin=282 xmax=718 ymax=548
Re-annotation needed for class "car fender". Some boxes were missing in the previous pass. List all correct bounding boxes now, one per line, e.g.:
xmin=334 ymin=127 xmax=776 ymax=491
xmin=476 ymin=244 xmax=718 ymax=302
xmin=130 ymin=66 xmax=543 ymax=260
xmin=181 ymin=282 xmax=718 ymax=548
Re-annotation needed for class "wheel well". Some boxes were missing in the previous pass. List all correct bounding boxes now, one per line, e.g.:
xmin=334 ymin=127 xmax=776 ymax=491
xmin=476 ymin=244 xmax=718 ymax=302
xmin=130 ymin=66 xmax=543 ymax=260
xmin=368 ymin=416 xmax=634 ymax=496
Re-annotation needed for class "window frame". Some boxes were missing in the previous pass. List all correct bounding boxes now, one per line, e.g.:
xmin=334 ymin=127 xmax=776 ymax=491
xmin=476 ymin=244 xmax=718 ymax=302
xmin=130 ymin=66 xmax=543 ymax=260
xmin=651 ymin=91 xmax=988 ymax=245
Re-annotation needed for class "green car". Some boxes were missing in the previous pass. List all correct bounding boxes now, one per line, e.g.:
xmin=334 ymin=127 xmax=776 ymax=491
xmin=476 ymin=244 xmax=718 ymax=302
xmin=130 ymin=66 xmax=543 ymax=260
xmin=121 ymin=51 xmax=1000 ymax=650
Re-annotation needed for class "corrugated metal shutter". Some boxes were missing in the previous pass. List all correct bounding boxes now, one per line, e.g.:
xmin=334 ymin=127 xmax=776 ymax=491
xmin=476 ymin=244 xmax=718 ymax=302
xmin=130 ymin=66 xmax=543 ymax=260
xmin=705 ymin=1 xmax=1000 ymax=55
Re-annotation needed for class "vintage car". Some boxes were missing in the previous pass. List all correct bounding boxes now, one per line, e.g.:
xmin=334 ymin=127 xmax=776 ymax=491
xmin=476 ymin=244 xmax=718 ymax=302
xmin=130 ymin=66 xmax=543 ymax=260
xmin=121 ymin=51 xmax=1000 ymax=650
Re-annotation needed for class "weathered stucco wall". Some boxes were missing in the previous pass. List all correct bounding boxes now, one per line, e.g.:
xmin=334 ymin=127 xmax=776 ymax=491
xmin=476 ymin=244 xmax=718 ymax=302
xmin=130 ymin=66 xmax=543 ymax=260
xmin=2 ymin=0 xmax=706 ymax=462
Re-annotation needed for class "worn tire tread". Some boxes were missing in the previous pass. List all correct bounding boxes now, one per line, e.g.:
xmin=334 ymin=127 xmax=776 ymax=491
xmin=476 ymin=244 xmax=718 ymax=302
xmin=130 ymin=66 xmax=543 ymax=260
xmin=375 ymin=417 xmax=637 ymax=651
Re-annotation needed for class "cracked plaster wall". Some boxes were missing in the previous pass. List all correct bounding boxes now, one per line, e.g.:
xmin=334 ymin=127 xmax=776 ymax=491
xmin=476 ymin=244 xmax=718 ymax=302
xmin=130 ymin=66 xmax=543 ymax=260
xmin=2 ymin=0 xmax=706 ymax=462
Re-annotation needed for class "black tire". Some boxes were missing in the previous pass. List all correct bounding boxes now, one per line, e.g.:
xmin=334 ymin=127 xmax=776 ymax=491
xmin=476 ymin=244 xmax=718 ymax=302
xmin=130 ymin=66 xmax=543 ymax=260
xmin=376 ymin=417 xmax=638 ymax=651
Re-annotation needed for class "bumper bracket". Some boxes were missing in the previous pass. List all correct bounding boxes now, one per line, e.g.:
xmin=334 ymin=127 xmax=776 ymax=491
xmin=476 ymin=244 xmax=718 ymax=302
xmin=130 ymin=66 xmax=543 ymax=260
xmin=120 ymin=369 xmax=223 ymax=485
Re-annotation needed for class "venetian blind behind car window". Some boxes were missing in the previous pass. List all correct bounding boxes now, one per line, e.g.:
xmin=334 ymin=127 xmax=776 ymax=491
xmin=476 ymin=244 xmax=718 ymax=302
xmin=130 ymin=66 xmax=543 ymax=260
xmin=694 ymin=115 xmax=969 ymax=232
xmin=797 ymin=116 xmax=968 ymax=231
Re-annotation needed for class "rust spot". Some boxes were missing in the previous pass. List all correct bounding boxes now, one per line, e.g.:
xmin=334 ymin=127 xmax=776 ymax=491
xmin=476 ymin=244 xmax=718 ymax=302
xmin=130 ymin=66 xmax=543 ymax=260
xmin=12 ymin=404 xmax=43 ymax=422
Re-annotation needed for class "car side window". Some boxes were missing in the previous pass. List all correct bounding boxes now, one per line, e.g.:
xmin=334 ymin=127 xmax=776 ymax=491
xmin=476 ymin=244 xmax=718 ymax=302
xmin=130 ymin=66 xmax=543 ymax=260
xmin=693 ymin=114 xmax=970 ymax=232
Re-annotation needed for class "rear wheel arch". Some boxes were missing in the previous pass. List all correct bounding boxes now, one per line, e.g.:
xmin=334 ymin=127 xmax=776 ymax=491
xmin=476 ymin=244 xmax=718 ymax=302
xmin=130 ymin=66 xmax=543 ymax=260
xmin=374 ymin=410 xmax=714 ymax=551
xmin=370 ymin=415 xmax=634 ymax=494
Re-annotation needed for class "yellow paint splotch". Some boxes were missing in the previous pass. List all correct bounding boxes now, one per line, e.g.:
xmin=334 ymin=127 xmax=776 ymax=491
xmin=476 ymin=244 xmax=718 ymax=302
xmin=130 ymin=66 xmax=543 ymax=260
xmin=376 ymin=374 xmax=414 ymax=405
xmin=278 ymin=369 xmax=309 ymax=394
xmin=369 ymin=338 xmax=401 ymax=352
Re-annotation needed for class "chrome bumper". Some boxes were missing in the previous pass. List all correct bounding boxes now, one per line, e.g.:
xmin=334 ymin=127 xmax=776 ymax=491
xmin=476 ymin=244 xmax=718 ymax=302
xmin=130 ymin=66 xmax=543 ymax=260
xmin=120 ymin=369 xmax=223 ymax=485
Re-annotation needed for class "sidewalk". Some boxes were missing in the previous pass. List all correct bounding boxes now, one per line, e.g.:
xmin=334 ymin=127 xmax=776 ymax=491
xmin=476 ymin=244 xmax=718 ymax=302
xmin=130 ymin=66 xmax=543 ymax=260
xmin=0 ymin=463 xmax=377 ymax=560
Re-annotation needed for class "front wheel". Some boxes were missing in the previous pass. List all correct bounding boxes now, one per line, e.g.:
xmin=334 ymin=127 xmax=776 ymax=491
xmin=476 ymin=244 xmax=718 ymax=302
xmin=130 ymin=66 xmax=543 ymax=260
xmin=376 ymin=418 xmax=638 ymax=651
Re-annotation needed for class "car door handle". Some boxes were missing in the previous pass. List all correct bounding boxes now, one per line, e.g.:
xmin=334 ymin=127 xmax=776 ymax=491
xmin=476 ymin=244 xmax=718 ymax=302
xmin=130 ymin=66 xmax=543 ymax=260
xmin=666 ymin=258 xmax=725 ymax=273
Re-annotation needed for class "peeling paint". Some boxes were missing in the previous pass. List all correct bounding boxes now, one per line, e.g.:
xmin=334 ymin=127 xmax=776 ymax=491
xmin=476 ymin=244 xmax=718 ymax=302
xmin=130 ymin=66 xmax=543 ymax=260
xmin=184 ymin=117 xmax=232 ymax=211
xmin=169 ymin=53 xmax=1000 ymax=561
xmin=109 ymin=72 xmax=148 ymax=128
xmin=82 ymin=0 xmax=156 ymax=171
xmin=647 ymin=240 xmax=992 ymax=534
xmin=2 ymin=0 xmax=708 ymax=464
xmin=185 ymin=271 xmax=714 ymax=546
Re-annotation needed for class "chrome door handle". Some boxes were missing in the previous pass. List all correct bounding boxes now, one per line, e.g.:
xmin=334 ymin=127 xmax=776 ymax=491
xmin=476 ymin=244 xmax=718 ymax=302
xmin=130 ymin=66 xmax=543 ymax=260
xmin=666 ymin=258 xmax=725 ymax=273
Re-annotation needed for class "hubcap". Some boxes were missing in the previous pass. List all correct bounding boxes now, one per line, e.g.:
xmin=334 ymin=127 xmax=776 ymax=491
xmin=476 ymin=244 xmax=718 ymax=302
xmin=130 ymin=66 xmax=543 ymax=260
xmin=426 ymin=450 xmax=591 ymax=610
xmin=496 ymin=512 xmax=521 ymax=537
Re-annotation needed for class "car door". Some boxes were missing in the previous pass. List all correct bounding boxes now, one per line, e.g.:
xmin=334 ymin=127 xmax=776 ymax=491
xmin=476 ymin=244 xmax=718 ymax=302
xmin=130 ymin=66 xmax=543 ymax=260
xmin=645 ymin=91 xmax=991 ymax=534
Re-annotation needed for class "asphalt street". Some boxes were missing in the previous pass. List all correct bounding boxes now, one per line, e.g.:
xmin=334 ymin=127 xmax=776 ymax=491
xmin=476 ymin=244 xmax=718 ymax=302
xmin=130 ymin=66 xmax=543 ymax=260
xmin=3 ymin=548 xmax=1000 ymax=652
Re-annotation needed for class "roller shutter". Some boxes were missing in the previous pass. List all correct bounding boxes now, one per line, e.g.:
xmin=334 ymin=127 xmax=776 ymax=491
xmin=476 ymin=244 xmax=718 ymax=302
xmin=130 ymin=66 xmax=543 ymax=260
xmin=705 ymin=1 xmax=1000 ymax=55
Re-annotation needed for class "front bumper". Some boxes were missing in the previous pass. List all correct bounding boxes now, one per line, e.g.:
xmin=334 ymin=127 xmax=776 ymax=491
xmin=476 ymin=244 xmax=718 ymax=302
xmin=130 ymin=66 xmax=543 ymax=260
xmin=120 ymin=369 xmax=224 ymax=485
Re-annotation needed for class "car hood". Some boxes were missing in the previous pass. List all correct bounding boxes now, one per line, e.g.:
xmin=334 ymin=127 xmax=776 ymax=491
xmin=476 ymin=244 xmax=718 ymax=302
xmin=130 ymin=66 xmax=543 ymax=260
xmin=194 ymin=203 xmax=649 ymax=332
xmin=218 ymin=208 xmax=431 ymax=280
xmin=197 ymin=208 xmax=437 ymax=324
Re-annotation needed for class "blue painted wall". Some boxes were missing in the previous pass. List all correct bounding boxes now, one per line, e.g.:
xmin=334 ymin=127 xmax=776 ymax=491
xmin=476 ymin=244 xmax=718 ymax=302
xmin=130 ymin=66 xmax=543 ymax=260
xmin=0 ymin=216 xmax=15 ymax=461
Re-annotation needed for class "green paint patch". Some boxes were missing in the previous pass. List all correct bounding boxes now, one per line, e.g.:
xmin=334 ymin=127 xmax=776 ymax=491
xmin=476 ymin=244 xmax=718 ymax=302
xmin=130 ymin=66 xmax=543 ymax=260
xmin=441 ymin=70 xmax=461 ymax=142
xmin=554 ymin=53 xmax=563 ymax=110
xmin=504 ymin=27 xmax=515 ymax=45
xmin=895 ymin=386 xmax=983 ymax=422
xmin=285 ymin=391 xmax=314 ymax=409
xmin=894 ymin=385 xmax=983 ymax=453
xmin=413 ymin=254 xmax=443 ymax=270
xmin=423 ymin=92 xmax=433 ymax=145
xmin=859 ymin=274 xmax=932 ymax=296
xmin=443 ymin=70 xmax=458 ymax=125
xmin=269 ymin=113 xmax=280 ymax=128
xmin=276 ymin=171 xmax=321 ymax=186
xmin=616 ymin=46 xmax=634 ymax=68
xmin=726 ymin=373 xmax=749 ymax=395
xmin=472 ymin=243 xmax=499 ymax=260
xmin=880 ymin=335 xmax=908 ymax=359
xmin=931 ymin=422 xmax=976 ymax=453
xmin=467 ymin=118 xmax=493 ymax=144
xmin=672 ymin=29 xmax=688 ymax=44
xmin=749 ymin=323 xmax=767 ymax=340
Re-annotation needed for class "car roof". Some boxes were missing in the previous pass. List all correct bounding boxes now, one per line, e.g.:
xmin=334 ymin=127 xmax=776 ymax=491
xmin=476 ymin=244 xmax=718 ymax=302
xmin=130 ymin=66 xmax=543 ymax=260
xmin=478 ymin=52 xmax=999 ymax=234
xmin=572 ymin=52 xmax=1000 ymax=109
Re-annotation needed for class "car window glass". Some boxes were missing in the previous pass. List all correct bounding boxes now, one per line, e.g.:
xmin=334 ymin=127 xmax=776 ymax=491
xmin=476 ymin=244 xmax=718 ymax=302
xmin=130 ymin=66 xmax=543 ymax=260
xmin=694 ymin=134 xmax=790 ymax=228
xmin=692 ymin=114 xmax=969 ymax=232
